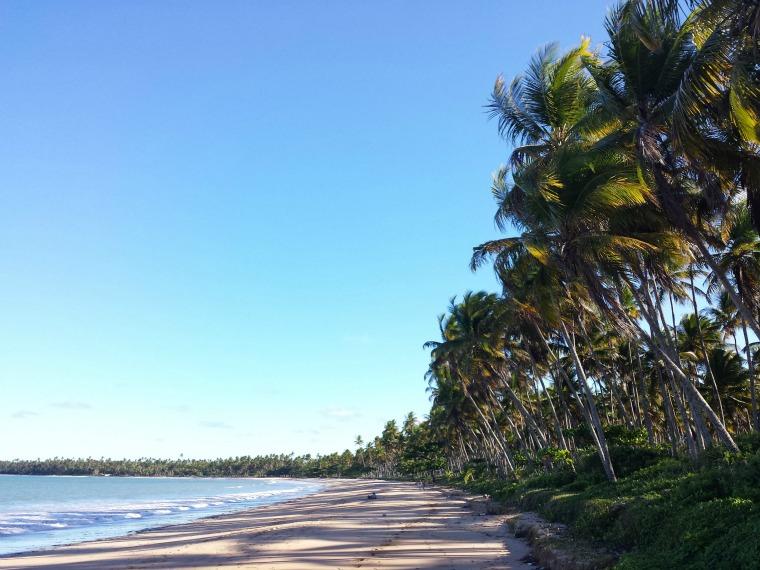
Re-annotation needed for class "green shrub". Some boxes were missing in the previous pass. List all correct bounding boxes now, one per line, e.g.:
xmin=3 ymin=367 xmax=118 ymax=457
xmin=448 ymin=443 xmax=760 ymax=569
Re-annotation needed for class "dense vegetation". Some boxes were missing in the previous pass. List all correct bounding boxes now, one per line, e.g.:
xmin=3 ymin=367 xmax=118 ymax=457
xmin=415 ymin=0 xmax=760 ymax=567
xmin=426 ymin=0 xmax=760 ymax=484
xmin=3 ymin=0 xmax=759 ymax=567
xmin=460 ymin=432 xmax=760 ymax=569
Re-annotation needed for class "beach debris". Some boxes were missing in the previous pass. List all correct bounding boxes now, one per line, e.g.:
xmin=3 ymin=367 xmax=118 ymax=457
xmin=367 ymin=492 xmax=378 ymax=500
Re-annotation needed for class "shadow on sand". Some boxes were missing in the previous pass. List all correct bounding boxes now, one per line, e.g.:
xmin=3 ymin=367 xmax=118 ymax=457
xmin=0 ymin=480 xmax=532 ymax=569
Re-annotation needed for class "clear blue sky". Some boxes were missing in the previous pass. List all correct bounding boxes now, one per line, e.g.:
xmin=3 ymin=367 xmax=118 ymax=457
xmin=0 ymin=1 xmax=611 ymax=459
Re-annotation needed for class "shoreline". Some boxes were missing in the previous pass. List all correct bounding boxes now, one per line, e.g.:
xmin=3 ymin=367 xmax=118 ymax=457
xmin=0 ymin=479 xmax=532 ymax=569
xmin=0 ymin=476 xmax=327 ymax=559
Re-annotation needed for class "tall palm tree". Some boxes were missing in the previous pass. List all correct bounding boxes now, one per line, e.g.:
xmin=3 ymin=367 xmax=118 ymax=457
xmin=588 ymin=0 xmax=760 ymax=339
xmin=708 ymin=347 xmax=751 ymax=429
xmin=678 ymin=0 xmax=760 ymax=231
xmin=707 ymin=291 xmax=742 ymax=353
xmin=709 ymin=203 xmax=760 ymax=428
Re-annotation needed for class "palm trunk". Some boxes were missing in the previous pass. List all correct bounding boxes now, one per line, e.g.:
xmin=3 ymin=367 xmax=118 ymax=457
xmin=689 ymin=231 xmax=760 ymax=339
xmin=689 ymin=269 xmax=725 ymax=423
xmin=559 ymin=321 xmax=616 ymax=482
xmin=535 ymin=323 xmax=600 ymax=456
xmin=622 ymin=273 xmax=740 ymax=452
xmin=495 ymin=368 xmax=549 ymax=448
xmin=636 ymin=352 xmax=656 ymax=445
xmin=687 ymin=363 xmax=713 ymax=449
xmin=630 ymin=307 xmax=739 ymax=452
xmin=609 ymin=373 xmax=634 ymax=427
xmin=657 ymin=366 xmax=681 ymax=456
xmin=732 ymin=331 xmax=740 ymax=356
xmin=504 ymin=411 xmax=529 ymax=452
xmin=741 ymin=320 xmax=759 ymax=431
xmin=667 ymin=371 xmax=699 ymax=458
xmin=533 ymin=358 xmax=569 ymax=451
xmin=465 ymin=391 xmax=515 ymax=475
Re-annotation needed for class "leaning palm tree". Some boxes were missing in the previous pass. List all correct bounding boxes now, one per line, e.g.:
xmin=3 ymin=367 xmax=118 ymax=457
xmin=473 ymin=41 xmax=688 ymax=480
xmin=678 ymin=313 xmax=725 ymax=416
xmin=708 ymin=203 xmax=760 ymax=428
xmin=487 ymin=38 xmax=596 ymax=167
xmin=424 ymin=297 xmax=518 ymax=476
xmin=707 ymin=291 xmax=742 ymax=352
xmin=427 ymin=293 xmax=549 ymax=451
xmin=677 ymin=0 xmax=760 ymax=231
xmin=708 ymin=347 xmax=751 ymax=430
xmin=472 ymin=229 xmax=622 ymax=481
xmin=587 ymin=0 xmax=760 ymax=339
xmin=476 ymin=30 xmax=740 ymax=455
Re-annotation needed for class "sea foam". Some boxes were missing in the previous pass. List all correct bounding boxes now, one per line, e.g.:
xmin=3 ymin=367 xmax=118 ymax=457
xmin=0 ymin=476 xmax=324 ymax=556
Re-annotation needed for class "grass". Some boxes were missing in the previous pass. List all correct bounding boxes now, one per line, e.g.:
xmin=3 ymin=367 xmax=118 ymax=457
xmin=451 ymin=432 xmax=760 ymax=569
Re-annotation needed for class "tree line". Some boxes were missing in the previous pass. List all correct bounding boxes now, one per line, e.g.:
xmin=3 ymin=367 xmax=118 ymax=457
xmin=0 ymin=413 xmax=445 ymax=479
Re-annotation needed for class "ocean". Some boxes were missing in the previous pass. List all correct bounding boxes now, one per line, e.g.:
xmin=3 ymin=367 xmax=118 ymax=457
xmin=0 ymin=475 xmax=323 ymax=555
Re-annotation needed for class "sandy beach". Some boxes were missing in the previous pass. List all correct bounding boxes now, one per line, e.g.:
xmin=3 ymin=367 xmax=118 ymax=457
xmin=0 ymin=480 xmax=532 ymax=569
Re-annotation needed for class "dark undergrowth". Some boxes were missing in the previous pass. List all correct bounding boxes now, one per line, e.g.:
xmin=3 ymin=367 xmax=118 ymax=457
xmin=451 ymin=432 xmax=760 ymax=569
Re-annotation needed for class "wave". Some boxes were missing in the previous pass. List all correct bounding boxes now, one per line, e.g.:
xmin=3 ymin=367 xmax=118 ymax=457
xmin=0 ymin=479 xmax=323 ymax=544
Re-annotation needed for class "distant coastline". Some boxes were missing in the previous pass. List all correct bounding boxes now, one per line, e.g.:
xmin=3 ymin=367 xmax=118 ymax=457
xmin=0 ymin=452 xmax=370 ymax=479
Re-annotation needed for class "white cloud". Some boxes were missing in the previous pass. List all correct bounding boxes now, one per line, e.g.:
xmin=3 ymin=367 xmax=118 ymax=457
xmin=320 ymin=407 xmax=361 ymax=420
xmin=11 ymin=410 xmax=37 ymax=419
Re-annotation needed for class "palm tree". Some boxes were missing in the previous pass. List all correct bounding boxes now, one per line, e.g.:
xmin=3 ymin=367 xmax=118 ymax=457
xmin=709 ymin=203 xmax=760 ymax=428
xmin=427 ymin=293 xmax=549 ymax=449
xmin=707 ymin=291 xmax=742 ymax=353
xmin=708 ymin=347 xmax=751 ymax=429
xmin=414 ymin=0 xmax=760 ymax=487
xmin=677 ymin=0 xmax=760 ymax=231
xmin=425 ymin=296 xmax=519 ymax=476
xmin=588 ymin=0 xmax=760 ymax=340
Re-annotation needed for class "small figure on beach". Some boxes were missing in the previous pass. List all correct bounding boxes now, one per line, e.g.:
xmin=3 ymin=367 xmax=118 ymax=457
xmin=367 ymin=492 xmax=378 ymax=500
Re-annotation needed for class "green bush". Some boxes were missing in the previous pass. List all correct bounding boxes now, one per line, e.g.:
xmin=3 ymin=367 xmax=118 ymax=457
xmin=457 ymin=446 xmax=760 ymax=568
xmin=578 ymin=444 xmax=668 ymax=480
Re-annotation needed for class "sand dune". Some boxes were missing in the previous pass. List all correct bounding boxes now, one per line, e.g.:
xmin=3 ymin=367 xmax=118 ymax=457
xmin=0 ymin=480 xmax=532 ymax=569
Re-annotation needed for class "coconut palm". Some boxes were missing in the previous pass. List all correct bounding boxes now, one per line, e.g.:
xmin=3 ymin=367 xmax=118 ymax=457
xmin=707 ymin=291 xmax=742 ymax=352
xmin=677 ymin=0 xmax=760 ymax=231
xmin=588 ymin=0 xmax=760 ymax=339
xmin=708 ymin=347 xmax=751 ymax=429
xmin=708 ymin=203 xmax=760 ymax=428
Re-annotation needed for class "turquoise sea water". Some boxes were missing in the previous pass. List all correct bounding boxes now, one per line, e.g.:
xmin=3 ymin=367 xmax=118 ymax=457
xmin=0 ymin=475 xmax=323 ymax=555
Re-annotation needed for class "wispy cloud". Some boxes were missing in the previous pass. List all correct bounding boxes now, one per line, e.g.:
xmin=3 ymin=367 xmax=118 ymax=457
xmin=320 ymin=407 xmax=361 ymax=420
xmin=11 ymin=410 xmax=37 ymax=419
xmin=199 ymin=420 xmax=232 ymax=430
xmin=51 ymin=401 xmax=91 ymax=410
xmin=164 ymin=404 xmax=191 ymax=413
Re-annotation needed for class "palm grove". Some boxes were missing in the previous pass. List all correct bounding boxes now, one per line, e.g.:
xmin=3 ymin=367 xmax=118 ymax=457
xmin=424 ymin=0 xmax=760 ymax=484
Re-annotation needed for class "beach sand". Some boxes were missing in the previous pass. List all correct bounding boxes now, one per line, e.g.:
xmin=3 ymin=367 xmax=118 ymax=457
xmin=0 ymin=480 xmax=532 ymax=569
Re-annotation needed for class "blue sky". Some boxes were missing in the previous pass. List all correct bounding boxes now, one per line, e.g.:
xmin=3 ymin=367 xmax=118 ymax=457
xmin=0 ymin=1 xmax=611 ymax=458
